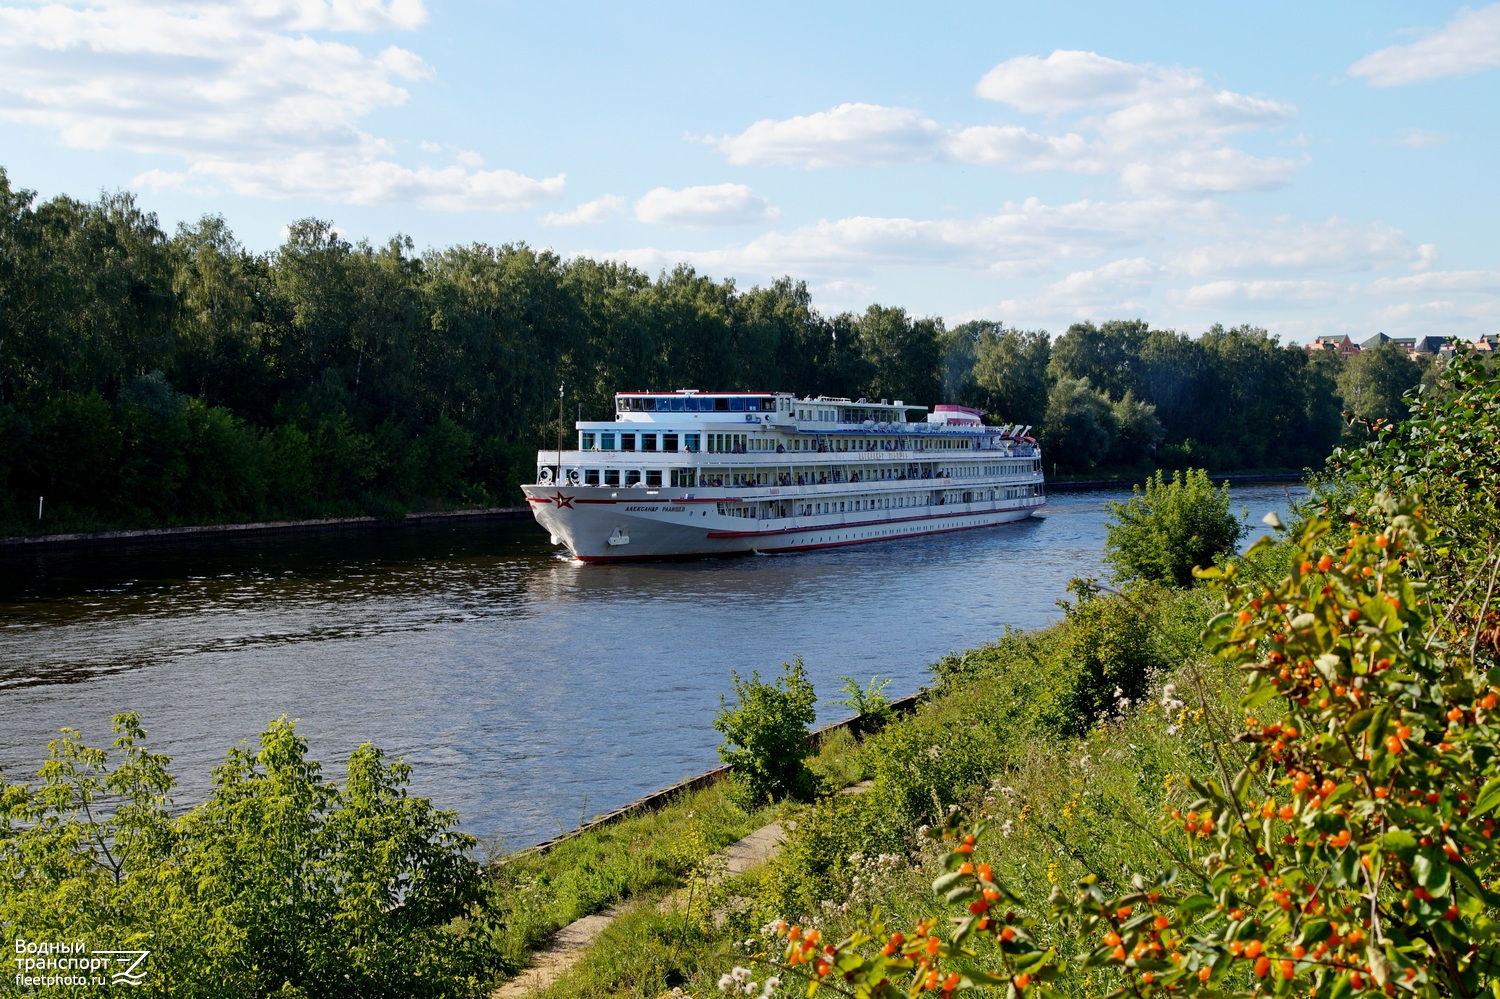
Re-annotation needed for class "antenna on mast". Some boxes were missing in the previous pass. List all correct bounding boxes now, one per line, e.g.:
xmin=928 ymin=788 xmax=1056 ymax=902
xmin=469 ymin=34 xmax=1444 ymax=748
xmin=556 ymin=381 xmax=566 ymax=481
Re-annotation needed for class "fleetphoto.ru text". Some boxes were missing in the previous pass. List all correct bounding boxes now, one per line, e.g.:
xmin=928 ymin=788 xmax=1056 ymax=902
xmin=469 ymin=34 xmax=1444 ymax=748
xmin=13 ymin=938 xmax=150 ymax=989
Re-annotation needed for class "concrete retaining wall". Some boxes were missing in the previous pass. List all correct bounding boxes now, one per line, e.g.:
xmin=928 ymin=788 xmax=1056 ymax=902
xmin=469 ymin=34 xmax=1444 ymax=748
xmin=509 ymin=690 xmax=926 ymax=859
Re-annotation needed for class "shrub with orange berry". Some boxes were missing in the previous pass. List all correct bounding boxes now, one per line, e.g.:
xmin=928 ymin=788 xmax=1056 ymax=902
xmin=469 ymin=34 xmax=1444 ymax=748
xmin=738 ymin=496 xmax=1500 ymax=997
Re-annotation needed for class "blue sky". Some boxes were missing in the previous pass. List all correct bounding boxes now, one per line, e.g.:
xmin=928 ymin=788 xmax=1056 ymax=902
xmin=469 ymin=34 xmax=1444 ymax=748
xmin=2 ymin=1 xmax=1497 ymax=342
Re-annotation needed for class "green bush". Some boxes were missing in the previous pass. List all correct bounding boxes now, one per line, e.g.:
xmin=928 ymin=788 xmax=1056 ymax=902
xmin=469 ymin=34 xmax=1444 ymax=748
xmin=1103 ymin=467 xmax=1243 ymax=586
xmin=713 ymin=657 xmax=818 ymax=806
xmin=1 ymin=714 xmax=498 ymax=998
xmin=832 ymin=674 xmax=892 ymax=739
xmin=1043 ymin=580 xmax=1169 ymax=736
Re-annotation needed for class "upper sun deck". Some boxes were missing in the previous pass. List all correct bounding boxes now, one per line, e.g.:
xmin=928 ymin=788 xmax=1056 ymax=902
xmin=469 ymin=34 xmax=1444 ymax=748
xmin=611 ymin=390 xmax=923 ymax=427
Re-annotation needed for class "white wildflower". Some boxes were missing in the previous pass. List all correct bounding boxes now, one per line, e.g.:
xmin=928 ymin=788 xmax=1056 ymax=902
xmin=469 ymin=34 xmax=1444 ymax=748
xmin=1001 ymin=819 xmax=1015 ymax=838
xmin=761 ymin=977 xmax=782 ymax=997
xmin=926 ymin=744 xmax=942 ymax=759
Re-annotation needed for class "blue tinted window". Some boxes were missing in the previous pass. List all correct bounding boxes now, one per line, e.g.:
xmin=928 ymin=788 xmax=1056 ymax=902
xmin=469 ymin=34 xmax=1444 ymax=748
xmin=729 ymin=398 xmax=745 ymax=411
xmin=669 ymin=397 xmax=685 ymax=411
xmin=745 ymin=398 xmax=760 ymax=411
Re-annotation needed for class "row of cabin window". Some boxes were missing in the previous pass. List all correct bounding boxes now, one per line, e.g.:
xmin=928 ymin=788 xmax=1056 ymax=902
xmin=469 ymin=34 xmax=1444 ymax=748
xmin=712 ymin=486 xmax=1044 ymax=521
xmin=618 ymin=396 xmax=782 ymax=413
xmin=577 ymin=469 xmax=770 ymax=487
xmin=581 ymin=432 xmax=701 ymax=452
xmin=580 ymin=431 xmax=1017 ymax=454
xmin=571 ymin=462 xmax=1039 ymax=488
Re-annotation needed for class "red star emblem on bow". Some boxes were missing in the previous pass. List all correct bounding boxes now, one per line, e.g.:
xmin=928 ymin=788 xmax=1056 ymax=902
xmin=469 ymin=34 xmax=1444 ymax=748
xmin=550 ymin=492 xmax=574 ymax=509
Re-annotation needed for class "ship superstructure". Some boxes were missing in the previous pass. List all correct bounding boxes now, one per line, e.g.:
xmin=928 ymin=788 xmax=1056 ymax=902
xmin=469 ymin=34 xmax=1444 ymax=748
xmin=523 ymin=390 xmax=1045 ymax=561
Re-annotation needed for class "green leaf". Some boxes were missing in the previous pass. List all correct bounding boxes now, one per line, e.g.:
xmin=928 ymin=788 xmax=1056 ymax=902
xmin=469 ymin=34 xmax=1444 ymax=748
xmin=1413 ymin=847 xmax=1452 ymax=897
xmin=933 ymin=870 xmax=967 ymax=893
xmin=1344 ymin=708 xmax=1376 ymax=737
xmin=1175 ymin=894 xmax=1214 ymax=915
xmin=1473 ymin=777 xmax=1500 ymax=818
xmin=1381 ymin=829 xmax=1417 ymax=861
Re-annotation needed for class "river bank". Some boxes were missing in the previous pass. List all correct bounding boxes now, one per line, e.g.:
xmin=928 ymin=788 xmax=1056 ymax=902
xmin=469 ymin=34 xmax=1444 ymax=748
xmin=0 ymin=472 xmax=1301 ymax=552
xmin=0 ymin=505 xmax=532 ymax=551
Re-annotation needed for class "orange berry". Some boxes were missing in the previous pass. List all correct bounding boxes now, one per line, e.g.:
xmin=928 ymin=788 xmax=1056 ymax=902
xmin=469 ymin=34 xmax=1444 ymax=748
xmin=1254 ymin=955 xmax=1271 ymax=977
xmin=942 ymin=973 xmax=960 ymax=991
xmin=1318 ymin=555 xmax=1333 ymax=572
xmin=1280 ymin=959 xmax=1295 ymax=979
xmin=1154 ymin=915 xmax=1169 ymax=930
xmin=1014 ymin=972 xmax=1032 ymax=989
xmin=1375 ymin=534 xmax=1388 ymax=548
xmin=1198 ymin=966 xmax=1212 ymax=983
xmin=1244 ymin=940 xmax=1263 ymax=959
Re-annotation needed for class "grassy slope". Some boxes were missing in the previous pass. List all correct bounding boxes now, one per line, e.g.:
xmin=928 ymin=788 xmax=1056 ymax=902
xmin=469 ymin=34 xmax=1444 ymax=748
xmin=520 ymin=562 xmax=1289 ymax=998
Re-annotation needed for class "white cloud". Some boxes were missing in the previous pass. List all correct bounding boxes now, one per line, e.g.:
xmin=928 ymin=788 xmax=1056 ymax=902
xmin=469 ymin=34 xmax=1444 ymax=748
xmin=1349 ymin=4 xmax=1500 ymax=86
xmin=975 ymin=50 xmax=1184 ymax=114
xmin=710 ymin=103 xmax=946 ymax=168
xmin=1118 ymin=148 xmax=1299 ymax=195
xmin=542 ymin=194 xmax=626 ymax=226
xmin=193 ymin=155 xmax=563 ymax=209
xmin=706 ymin=51 xmax=1297 ymax=195
xmin=1392 ymin=127 xmax=1447 ymax=148
xmin=1170 ymin=279 xmax=1348 ymax=310
xmin=1369 ymin=299 xmax=1500 ymax=327
xmin=1174 ymin=218 xmax=1421 ymax=276
xmin=0 ymin=0 xmax=560 ymax=210
xmin=595 ymin=197 xmax=1213 ymax=281
xmin=1367 ymin=269 xmax=1500 ymax=295
xmin=634 ymin=184 xmax=776 ymax=227
xmin=944 ymin=125 xmax=1098 ymax=172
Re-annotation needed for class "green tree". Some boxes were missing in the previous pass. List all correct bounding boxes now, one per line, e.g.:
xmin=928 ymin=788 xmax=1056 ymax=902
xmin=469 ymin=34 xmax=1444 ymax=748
xmin=1103 ymin=468 xmax=1243 ymax=586
xmin=713 ymin=657 xmax=818 ymax=805
xmin=853 ymin=305 xmax=941 ymax=404
xmin=1337 ymin=340 xmax=1422 ymax=431
xmin=1107 ymin=390 xmax=1165 ymax=466
xmin=1042 ymin=375 xmax=1116 ymax=472
xmin=968 ymin=323 xmax=1051 ymax=429
xmin=1 ymin=714 xmax=495 ymax=998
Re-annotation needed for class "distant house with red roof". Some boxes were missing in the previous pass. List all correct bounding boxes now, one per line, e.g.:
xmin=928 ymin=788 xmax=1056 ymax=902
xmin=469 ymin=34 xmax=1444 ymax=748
xmin=1306 ymin=335 xmax=1360 ymax=358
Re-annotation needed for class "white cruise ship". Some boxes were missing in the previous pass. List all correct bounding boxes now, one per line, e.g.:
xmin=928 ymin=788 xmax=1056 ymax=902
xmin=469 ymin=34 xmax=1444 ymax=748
xmin=523 ymin=390 xmax=1045 ymax=561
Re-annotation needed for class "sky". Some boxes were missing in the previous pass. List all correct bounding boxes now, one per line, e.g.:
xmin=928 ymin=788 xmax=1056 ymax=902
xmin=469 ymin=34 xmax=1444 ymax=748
xmin=2 ymin=0 xmax=1497 ymax=343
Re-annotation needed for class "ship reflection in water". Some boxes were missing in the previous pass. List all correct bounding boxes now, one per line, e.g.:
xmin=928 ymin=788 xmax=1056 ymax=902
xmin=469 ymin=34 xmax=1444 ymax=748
xmin=0 ymin=484 xmax=1300 ymax=848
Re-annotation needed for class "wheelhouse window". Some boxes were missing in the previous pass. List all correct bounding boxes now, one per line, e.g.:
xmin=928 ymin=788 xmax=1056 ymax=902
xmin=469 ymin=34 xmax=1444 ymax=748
xmin=645 ymin=470 xmax=662 ymax=487
xmin=620 ymin=433 xmax=636 ymax=451
xmin=600 ymin=432 xmax=616 ymax=449
xmin=729 ymin=397 xmax=745 ymax=411
xmin=663 ymin=433 xmax=679 ymax=452
xmin=580 ymin=432 xmax=596 ymax=449
xmin=584 ymin=469 xmax=600 ymax=485
xmin=642 ymin=434 xmax=658 ymax=452
xmin=604 ymin=469 xmax=620 ymax=486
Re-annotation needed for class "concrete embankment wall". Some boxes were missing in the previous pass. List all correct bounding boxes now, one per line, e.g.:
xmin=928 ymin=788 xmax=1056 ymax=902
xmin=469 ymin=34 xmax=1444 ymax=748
xmin=1048 ymin=472 xmax=1303 ymax=493
xmin=0 ymin=506 xmax=534 ymax=551
xmin=509 ymin=690 xmax=925 ymax=860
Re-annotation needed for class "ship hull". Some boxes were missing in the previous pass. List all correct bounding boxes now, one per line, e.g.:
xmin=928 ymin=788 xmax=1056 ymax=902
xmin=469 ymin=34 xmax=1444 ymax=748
xmin=523 ymin=484 xmax=1044 ymax=562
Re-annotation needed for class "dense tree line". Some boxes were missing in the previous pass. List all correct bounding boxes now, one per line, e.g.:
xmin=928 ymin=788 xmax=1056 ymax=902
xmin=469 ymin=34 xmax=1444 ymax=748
xmin=0 ymin=169 xmax=1403 ymax=534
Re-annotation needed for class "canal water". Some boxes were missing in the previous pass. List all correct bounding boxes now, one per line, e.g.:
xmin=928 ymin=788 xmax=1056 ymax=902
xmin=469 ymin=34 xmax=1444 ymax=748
xmin=0 ymin=484 xmax=1301 ymax=849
